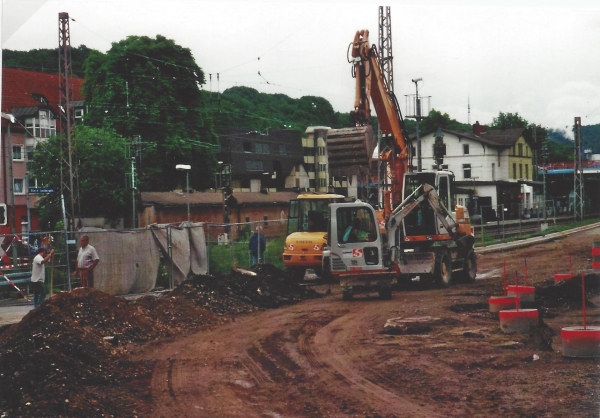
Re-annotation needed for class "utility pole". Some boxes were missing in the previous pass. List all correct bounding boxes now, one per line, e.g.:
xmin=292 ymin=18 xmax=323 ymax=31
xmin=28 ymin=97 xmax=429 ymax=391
xmin=413 ymin=78 xmax=423 ymax=172
xmin=128 ymin=135 xmax=141 ymax=228
xmin=378 ymin=6 xmax=393 ymax=209
xmin=405 ymin=79 xmax=430 ymax=173
xmin=58 ymin=12 xmax=77 ymax=230
xmin=573 ymin=116 xmax=584 ymax=221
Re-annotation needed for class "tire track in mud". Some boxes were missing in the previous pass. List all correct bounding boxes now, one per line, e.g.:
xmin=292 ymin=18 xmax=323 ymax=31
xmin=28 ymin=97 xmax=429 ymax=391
xmin=312 ymin=311 xmax=445 ymax=417
xmin=148 ymin=359 xmax=189 ymax=418
xmin=240 ymin=354 xmax=272 ymax=385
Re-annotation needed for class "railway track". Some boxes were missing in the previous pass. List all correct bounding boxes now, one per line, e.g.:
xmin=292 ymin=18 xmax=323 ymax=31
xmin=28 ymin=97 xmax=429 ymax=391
xmin=472 ymin=214 xmax=599 ymax=244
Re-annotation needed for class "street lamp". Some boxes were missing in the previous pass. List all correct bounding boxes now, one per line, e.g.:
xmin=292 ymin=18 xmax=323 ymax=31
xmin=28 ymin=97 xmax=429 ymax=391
xmin=412 ymin=78 xmax=423 ymax=172
xmin=176 ymin=164 xmax=191 ymax=222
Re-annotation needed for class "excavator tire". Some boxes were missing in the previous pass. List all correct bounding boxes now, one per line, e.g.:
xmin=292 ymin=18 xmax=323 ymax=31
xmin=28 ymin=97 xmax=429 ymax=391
xmin=378 ymin=286 xmax=393 ymax=300
xmin=434 ymin=251 xmax=452 ymax=287
xmin=461 ymin=250 xmax=477 ymax=283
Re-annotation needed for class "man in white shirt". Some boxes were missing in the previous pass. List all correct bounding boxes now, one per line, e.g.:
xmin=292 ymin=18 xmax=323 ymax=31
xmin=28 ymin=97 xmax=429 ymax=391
xmin=72 ymin=235 xmax=100 ymax=288
xmin=31 ymin=247 xmax=55 ymax=308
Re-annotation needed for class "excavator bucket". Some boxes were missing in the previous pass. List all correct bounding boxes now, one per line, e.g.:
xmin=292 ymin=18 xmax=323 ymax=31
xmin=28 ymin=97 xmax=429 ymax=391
xmin=326 ymin=126 xmax=377 ymax=177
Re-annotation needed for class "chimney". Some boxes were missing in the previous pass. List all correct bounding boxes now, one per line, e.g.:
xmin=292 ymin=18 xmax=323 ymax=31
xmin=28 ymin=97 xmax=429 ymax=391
xmin=473 ymin=121 xmax=487 ymax=136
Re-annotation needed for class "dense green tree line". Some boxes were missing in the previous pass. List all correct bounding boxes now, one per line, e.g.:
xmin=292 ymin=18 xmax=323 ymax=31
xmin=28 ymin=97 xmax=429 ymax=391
xmin=3 ymin=46 xmax=92 ymax=77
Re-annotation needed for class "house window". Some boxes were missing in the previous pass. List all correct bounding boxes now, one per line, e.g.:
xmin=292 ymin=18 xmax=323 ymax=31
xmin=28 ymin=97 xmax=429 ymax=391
xmin=263 ymin=215 xmax=268 ymax=228
xmin=319 ymin=178 xmax=327 ymax=188
xmin=279 ymin=145 xmax=287 ymax=155
xmin=14 ymin=178 xmax=24 ymax=194
xmin=254 ymin=143 xmax=270 ymax=154
xmin=525 ymin=164 xmax=529 ymax=179
xmin=245 ymin=217 xmax=250 ymax=223
xmin=463 ymin=144 xmax=469 ymax=155
xmin=463 ymin=164 xmax=471 ymax=179
xmin=26 ymin=146 xmax=34 ymax=162
xmin=519 ymin=164 xmax=523 ymax=179
xmin=318 ymin=147 xmax=326 ymax=156
xmin=518 ymin=144 xmax=523 ymax=156
xmin=12 ymin=145 xmax=24 ymax=161
xmin=318 ymin=163 xmax=327 ymax=172
xmin=243 ymin=142 xmax=252 ymax=152
xmin=513 ymin=163 xmax=517 ymax=179
xmin=245 ymin=161 xmax=264 ymax=171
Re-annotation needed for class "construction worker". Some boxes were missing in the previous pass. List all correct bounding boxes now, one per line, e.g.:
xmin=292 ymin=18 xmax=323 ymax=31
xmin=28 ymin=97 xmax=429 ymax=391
xmin=31 ymin=247 xmax=55 ymax=308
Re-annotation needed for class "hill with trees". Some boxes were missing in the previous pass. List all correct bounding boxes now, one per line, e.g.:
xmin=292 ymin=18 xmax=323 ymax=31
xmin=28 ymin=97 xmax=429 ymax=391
xmin=3 ymin=46 xmax=93 ymax=77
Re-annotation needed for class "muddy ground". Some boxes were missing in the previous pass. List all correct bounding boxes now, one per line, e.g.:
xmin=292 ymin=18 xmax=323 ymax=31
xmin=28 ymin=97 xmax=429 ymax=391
xmin=1 ymin=228 xmax=599 ymax=417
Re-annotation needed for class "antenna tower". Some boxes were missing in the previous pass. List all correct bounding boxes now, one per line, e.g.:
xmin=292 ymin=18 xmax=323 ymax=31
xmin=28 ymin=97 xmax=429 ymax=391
xmin=58 ymin=12 xmax=77 ymax=230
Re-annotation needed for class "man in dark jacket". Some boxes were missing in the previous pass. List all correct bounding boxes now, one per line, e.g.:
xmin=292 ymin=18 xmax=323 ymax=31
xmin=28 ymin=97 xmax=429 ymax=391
xmin=249 ymin=226 xmax=266 ymax=266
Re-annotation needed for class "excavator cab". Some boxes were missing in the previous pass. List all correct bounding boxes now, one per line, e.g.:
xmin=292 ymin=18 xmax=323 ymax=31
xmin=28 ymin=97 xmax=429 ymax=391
xmin=324 ymin=202 xmax=397 ymax=299
xmin=402 ymin=171 xmax=456 ymax=241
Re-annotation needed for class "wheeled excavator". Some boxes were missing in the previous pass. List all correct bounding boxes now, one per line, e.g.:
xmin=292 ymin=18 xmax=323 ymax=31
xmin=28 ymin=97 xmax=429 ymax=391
xmin=322 ymin=30 xmax=476 ymax=298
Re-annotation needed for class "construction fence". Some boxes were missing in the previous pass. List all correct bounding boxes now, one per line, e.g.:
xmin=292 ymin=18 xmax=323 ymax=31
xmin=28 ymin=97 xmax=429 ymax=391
xmin=0 ymin=219 xmax=290 ymax=297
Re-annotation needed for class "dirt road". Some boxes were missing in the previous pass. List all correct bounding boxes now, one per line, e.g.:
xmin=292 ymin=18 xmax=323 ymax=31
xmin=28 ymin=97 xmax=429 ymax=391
xmin=133 ymin=227 xmax=600 ymax=418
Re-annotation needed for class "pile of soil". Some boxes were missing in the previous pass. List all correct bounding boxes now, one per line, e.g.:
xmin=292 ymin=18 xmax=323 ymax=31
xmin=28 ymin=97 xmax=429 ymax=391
xmin=0 ymin=264 xmax=316 ymax=417
xmin=172 ymin=264 xmax=319 ymax=315
xmin=536 ymin=272 xmax=599 ymax=311
xmin=0 ymin=293 xmax=144 ymax=417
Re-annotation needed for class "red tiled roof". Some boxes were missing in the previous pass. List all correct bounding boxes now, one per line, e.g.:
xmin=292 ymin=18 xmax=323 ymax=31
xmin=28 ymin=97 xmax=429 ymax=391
xmin=2 ymin=68 xmax=84 ymax=119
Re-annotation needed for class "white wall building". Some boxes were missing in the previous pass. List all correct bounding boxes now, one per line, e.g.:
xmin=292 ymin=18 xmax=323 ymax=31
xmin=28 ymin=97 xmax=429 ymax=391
xmin=408 ymin=124 xmax=537 ymax=220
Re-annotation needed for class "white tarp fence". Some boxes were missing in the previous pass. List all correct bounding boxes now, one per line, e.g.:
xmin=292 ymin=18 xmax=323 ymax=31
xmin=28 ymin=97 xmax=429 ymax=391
xmin=75 ymin=222 xmax=207 ymax=296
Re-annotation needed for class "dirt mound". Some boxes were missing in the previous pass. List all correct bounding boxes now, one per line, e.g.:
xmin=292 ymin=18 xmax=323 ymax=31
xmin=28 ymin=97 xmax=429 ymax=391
xmin=0 ymin=288 xmax=223 ymax=417
xmin=518 ymin=318 xmax=556 ymax=351
xmin=172 ymin=264 xmax=319 ymax=315
xmin=132 ymin=293 xmax=223 ymax=334
xmin=0 ymin=265 xmax=320 ymax=416
xmin=0 ymin=295 xmax=142 ymax=417
xmin=536 ymin=273 xmax=599 ymax=311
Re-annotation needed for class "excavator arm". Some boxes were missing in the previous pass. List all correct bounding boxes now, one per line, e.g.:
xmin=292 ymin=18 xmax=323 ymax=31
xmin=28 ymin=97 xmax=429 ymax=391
xmin=327 ymin=30 xmax=411 ymax=215
xmin=386 ymin=183 xmax=475 ymax=263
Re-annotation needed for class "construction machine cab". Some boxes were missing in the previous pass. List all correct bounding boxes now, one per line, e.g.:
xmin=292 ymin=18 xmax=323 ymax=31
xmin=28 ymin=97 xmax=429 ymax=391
xmin=402 ymin=171 xmax=455 ymax=239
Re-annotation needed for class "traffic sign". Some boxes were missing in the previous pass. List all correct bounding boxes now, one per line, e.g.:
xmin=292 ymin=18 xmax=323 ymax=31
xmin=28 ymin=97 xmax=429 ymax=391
xmin=29 ymin=188 xmax=55 ymax=194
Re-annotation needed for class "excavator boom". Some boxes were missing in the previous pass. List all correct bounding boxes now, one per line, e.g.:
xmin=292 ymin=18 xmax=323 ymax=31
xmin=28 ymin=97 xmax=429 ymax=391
xmin=326 ymin=30 xmax=410 ymax=213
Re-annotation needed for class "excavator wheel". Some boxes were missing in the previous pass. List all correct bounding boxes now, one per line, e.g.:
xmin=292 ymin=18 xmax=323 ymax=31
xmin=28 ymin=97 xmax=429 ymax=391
xmin=378 ymin=286 xmax=393 ymax=300
xmin=434 ymin=252 xmax=452 ymax=287
xmin=342 ymin=289 xmax=354 ymax=301
xmin=461 ymin=250 xmax=477 ymax=283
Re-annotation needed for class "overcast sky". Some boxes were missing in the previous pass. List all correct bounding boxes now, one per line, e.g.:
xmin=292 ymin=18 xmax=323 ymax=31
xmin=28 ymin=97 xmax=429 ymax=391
xmin=2 ymin=0 xmax=600 ymax=138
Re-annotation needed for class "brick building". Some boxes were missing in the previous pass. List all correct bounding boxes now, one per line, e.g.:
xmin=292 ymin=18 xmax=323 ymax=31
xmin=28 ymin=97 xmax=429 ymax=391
xmin=1 ymin=68 xmax=85 ymax=234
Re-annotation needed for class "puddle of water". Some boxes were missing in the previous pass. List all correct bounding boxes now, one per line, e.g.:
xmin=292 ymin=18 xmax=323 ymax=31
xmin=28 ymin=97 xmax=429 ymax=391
xmin=476 ymin=267 xmax=503 ymax=280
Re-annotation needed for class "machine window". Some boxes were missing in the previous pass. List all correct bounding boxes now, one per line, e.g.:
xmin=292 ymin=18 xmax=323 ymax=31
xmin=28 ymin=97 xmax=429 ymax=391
xmin=337 ymin=207 xmax=377 ymax=243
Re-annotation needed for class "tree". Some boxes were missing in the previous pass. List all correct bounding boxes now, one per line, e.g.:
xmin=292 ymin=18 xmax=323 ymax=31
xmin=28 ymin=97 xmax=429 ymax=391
xmin=420 ymin=108 xmax=470 ymax=133
xmin=491 ymin=112 xmax=529 ymax=130
xmin=83 ymin=35 xmax=218 ymax=191
xmin=30 ymin=126 xmax=129 ymax=229
xmin=2 ymin=45 xmax=93 ymax=76
xmin=421 ymin=109 xmax=452 ymax=133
